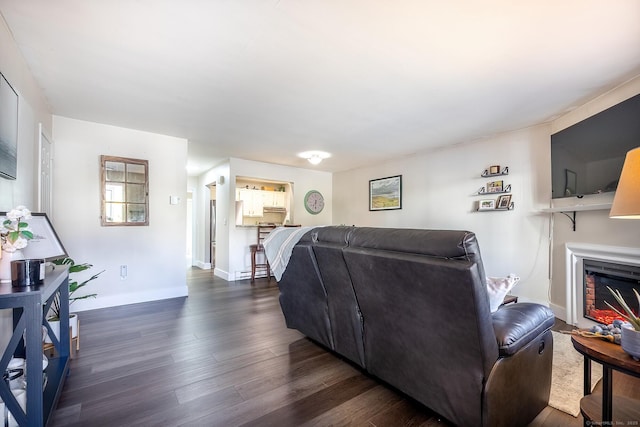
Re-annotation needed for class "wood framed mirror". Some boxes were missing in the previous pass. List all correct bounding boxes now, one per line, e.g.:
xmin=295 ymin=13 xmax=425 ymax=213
xmin=100 ymin=155 xmax=149 ymax=226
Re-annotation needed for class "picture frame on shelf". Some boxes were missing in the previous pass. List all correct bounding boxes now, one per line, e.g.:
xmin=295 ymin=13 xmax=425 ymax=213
xmin=497 ymin=194 xmax=512 ymax=210
xmin=478 ymin=199 xmax=495 ymax=210
xmin=481 ymin=166 xmax=508 ymax=177
xmin=487 ymin=180 xmax=503 ymax=193
xmin=2 ymin=212 xmax=68 ymax=261
xmin=369 ymin=175 xmax=402 ymax=211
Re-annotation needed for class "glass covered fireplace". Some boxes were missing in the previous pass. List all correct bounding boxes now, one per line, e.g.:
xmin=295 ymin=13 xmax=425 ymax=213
xmin=584 ymin=259 xmax=640 ymax=325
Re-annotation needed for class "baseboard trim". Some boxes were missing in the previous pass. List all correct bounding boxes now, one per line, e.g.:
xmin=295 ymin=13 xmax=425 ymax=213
xmin=71 ymin=286 xmax=189 ymax=312
xmin=193 ymin=260 xmax=212 ymax=270
xmin=549 ymin=302 xmax=567 ymax=323
xmin=214 ymin=267 xmax=230 ymax=281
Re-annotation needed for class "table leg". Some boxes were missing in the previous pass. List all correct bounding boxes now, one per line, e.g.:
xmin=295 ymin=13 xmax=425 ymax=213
xmin=250 ymin=248 xmax=256 ymax=283
xmin=583 ymin=355 xmax=591 ymax=395
xmin=602 ymin=366 xmax=612 ymax=424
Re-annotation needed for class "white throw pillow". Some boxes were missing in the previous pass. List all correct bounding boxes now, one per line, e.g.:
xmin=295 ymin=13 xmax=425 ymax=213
xmin=486 ymin=274 xmax=520 ymax=312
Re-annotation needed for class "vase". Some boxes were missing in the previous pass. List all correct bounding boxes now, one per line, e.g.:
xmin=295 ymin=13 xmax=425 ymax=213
xmin=0 ymin=249 xmax=24 ymax=283
xmin=45 ymin=313 xmax=79 ymax=343
xmin=621 ymin=325 xmax=640 ymax=361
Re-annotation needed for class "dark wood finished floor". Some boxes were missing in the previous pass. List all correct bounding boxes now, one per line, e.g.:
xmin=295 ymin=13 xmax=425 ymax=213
xmin=50 ymin=269 xmax=640 ymax=426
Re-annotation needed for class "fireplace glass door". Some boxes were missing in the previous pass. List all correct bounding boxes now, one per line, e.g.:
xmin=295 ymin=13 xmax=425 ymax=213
xmin=584 ymin=259 xmax=640 ymax=325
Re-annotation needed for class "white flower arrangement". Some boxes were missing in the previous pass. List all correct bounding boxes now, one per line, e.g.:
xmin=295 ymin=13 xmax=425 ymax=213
xmin=1 ymin=206 xmax=34 ymax=253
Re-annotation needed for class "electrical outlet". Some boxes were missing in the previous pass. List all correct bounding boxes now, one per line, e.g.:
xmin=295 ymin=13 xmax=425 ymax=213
xmin=120 ymin=265 xmax=127 ymax=280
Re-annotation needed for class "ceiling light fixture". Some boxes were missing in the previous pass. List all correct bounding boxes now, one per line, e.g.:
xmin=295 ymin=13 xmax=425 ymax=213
xmin=298 ymin=151 xmax=331 ymax=165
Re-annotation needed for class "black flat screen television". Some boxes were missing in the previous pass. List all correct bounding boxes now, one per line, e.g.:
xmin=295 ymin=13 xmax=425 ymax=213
xmin=551 ymin=93 xmax=640 ymax=199
xmin=0 ymin=71 xmax=19 ymax=180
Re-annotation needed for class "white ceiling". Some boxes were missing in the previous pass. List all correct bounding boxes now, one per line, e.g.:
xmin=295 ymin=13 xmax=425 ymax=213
xmin=1 ymin=1 xmax=639 ymax=175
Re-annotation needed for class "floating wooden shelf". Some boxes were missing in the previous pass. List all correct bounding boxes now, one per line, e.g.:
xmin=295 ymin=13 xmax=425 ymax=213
xmin=481 ymin=166 xmax=509 ymax=177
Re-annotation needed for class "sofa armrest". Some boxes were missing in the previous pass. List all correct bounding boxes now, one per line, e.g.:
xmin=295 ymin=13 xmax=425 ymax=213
xmin=492 ymin=303 xmax=555 ymax=357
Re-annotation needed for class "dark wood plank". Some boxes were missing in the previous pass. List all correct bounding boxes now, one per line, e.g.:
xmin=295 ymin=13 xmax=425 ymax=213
xmin=47 ymin=269 xmax=640 ymax=426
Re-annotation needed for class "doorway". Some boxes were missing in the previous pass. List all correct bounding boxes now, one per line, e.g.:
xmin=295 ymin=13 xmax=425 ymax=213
xmin=210 ymin=199 xmax=216 ymax=267
xmin=208 ymin=184 xmax=217 ymax=268
xmin=186 ymin=190 xmax=193 ymax=267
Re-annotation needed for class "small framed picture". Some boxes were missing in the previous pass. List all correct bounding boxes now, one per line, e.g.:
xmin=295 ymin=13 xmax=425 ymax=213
xmin=478 ymin=199 xmax=495 ymax=210
xmin=369 ymin=175 xmax=402 ymax=211
xmin=497 ymin=194 xmax=512 ymax=210
xmin=487 ymin=180 xmax=503 ymax=193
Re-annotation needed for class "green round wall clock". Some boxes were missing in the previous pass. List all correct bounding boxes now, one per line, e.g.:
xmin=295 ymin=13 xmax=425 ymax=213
xmin=304 ymin=190 xmax=325 ymax=215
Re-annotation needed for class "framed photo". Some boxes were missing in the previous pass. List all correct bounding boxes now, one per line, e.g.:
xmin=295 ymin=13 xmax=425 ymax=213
xmin=497 ymin=194 xmax=512 ymax=210
xmin=478 ymin=199 xmax=495 ymax=210
xmin=487 ymin=180 xmax=503 ymax=193
xmin=369 ymin=175 xmax=402 ymax=211
xmin=0 ymin=212 xmax=68 ymax=261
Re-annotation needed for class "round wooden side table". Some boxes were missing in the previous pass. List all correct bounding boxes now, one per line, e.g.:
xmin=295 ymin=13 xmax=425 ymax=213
xmin=571 ymin=333 xmax=640 ymax=426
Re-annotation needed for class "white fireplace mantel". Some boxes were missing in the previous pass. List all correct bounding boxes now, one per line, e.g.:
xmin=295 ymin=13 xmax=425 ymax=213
xmin=565 ymin=243 xmax=640 ymax=328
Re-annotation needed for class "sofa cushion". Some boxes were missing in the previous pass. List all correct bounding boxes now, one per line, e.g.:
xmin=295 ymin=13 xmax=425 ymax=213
xmin=492 ymin=303 xmax=555 ymax=356
xmin=311 ymin=226 xmax=366 ymax=367
xmin=277 ymin=242 xmax=334 ymax=350
xmin=347 ymin=228 xmax=487 ymax=281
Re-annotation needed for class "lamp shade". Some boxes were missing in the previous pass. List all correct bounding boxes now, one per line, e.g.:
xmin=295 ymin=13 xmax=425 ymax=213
xmin=610 ymin=146 xmax=640 ymax=219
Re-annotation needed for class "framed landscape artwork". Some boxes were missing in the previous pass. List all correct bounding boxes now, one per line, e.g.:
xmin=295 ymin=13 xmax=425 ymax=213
xmin=369 ymin=175 xmax=402 ymax=211
xmin=0 ymin=72 xmax=19 ymax=180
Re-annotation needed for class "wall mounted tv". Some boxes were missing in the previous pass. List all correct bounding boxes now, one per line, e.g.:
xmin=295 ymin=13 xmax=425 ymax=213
xmin=0 ymin=71 xmax=19 ymax=180
xmin=551 ymin=93 xmax=640 ymax=199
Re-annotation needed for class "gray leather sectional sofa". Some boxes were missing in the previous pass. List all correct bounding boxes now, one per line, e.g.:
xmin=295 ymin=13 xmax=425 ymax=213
xmin=276 ymin=226 xmax=555 ymax=426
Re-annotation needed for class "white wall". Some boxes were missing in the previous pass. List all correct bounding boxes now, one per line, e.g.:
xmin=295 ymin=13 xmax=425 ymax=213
xmin=548 ymin=76 xmax=640 ymax=320
xmin=334 ymin=125 xmax=553 ymax=305
xmin=0 ymin=14 xmax=53 ymax=353
xmin=195 ymin=158 xmax=332 ymax=281
xmin=52 ymin=116 xmax=189 ymax=311
xmin=0 ymin=14 xmax=52 ymax=211
xmin=333 ymin=75 xmax=640 ymax=313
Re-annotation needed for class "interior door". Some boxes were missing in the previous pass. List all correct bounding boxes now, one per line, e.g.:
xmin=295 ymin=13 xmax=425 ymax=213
xmin=38 ymin=123 xmax=53 ymax=217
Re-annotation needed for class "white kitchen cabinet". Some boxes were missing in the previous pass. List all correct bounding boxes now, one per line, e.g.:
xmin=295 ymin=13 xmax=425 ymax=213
xmin=261 ymin=191 xmax=275 ymax=207
xmin=260 ymin=191 xmax=286 ymax=207
xmin=238 ymin=189 xmax=263 ymax=217
xmin=272 ymin=192 xmax=286 ymax=207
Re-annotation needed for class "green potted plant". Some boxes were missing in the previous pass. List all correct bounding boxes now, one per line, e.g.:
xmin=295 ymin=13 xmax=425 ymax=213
xmin=606 ymin=286 xmax=640 ymax=360
xmin=45 ymin=257 xmax=104 ymax=345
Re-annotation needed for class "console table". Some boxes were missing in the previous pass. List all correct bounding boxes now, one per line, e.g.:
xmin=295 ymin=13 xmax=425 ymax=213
xmin=571 ymin=334 xmax=640 ymax=426
xmin=0 ymin=265 xmax=70 ymax=426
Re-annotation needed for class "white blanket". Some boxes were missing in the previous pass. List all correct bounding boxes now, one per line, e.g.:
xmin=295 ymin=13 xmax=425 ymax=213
xmin=263 ymin=226 xmax=317 ymax=281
